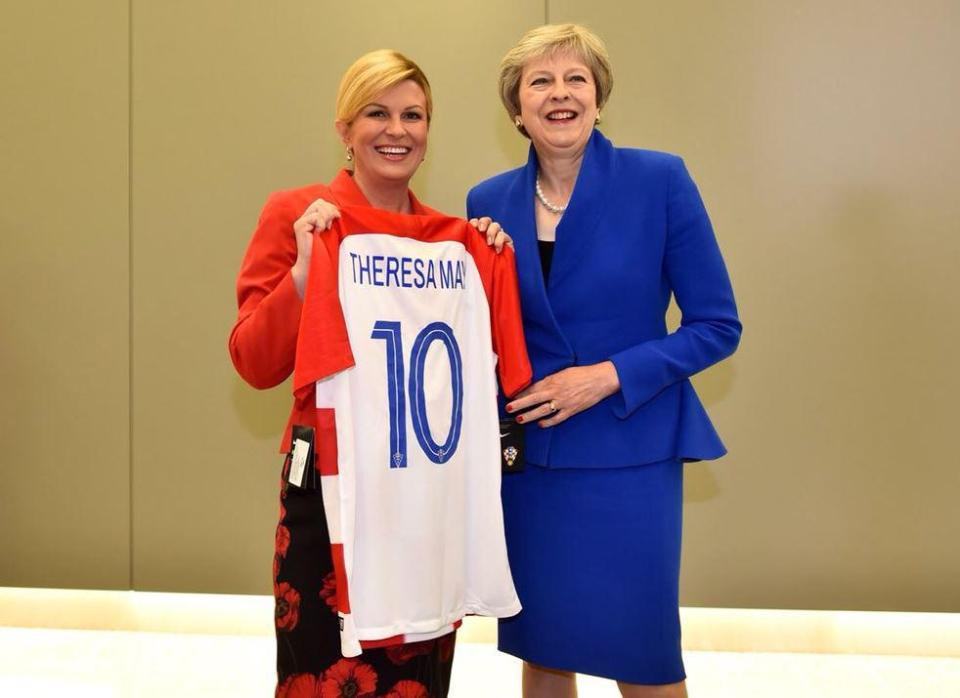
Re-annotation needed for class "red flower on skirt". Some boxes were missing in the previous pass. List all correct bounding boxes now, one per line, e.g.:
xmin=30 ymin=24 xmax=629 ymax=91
xmin=382 ymin=679 xmax=429 ymax=698
xmin=276 ymin=672 xmax=321 ymax=698
xmin=319 ymin=658 xmax=377 ymax=698
xmin=276 ymin=524 xmax=291 ymax=558
xmin=385 ymin=639 xmax=434 ymax=665
xmin=319 ymin=571 xmax=338 ymax=613
xmin=275 ymin=581 xmax=301 ymax=632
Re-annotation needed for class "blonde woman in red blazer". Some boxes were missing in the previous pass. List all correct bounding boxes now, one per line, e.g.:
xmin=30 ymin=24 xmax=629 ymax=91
xmin=229 ymin=50 xmax=508 ymax=698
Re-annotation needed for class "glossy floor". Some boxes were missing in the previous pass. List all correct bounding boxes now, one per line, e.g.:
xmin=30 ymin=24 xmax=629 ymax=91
xmin=2 ymin=590 xmax=958 ymax=697
xmin=2 ymin=626 xmax=960 ymax=697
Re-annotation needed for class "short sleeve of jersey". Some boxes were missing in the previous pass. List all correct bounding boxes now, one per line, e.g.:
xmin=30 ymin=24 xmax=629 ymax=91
xmin=292 ymin=226 xmax=355 ymax=398
xmin=462 ymin=231 xmax=532 ymax=398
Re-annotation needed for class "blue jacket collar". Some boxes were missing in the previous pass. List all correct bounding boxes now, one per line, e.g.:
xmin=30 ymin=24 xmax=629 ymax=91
xmin=516 ymin=129 xmax=616 ymax=283
xmin=551 ymin=129 xmax=615 ymax=287
xmin=506 ymin=129 xmax=616 ymax=373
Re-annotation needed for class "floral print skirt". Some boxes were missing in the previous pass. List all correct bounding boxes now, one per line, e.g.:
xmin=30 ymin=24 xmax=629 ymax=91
xmin=274 ymin=468 xmax=455 ymax=697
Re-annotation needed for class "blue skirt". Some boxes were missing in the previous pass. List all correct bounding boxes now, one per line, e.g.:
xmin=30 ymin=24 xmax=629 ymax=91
xmin=498 ymin=459 xmax=685 ymax=685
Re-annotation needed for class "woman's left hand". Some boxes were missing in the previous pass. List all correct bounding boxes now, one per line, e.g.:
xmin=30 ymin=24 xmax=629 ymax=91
xmin=505 ymin=361 xmax=621 ymax=428
xmin=468 ymin=216 xmax=513 ymax=253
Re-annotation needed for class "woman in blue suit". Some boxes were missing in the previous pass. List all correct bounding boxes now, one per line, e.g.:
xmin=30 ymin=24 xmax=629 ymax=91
xmin=467 ymin=25 xmax=741 ymax=698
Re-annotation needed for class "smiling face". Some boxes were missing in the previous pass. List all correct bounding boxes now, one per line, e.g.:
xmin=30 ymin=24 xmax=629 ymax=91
xmin=517 ymin=50 xmax=599 ymax=158
xmin=336 ymin=79 xmax=429 ymax=189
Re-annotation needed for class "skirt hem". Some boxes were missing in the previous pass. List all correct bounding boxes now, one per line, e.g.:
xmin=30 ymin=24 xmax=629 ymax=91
xmin=496 ymin=643 xmax=687 ymax=687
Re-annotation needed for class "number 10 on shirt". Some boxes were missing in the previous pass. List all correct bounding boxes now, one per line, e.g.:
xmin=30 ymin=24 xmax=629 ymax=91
xmin=370 ymin=320 xmax=464 ymax=469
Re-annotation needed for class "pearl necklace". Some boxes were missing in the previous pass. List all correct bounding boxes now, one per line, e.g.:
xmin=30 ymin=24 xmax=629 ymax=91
xmin=535 ymin=175 xmax=568 ymax=215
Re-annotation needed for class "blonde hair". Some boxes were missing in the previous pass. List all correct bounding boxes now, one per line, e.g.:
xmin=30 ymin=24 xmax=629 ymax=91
xmin=335 ymin=49 xmax=433 ymax=125
xmin=498 ymin=24 xmax=613 ymax=137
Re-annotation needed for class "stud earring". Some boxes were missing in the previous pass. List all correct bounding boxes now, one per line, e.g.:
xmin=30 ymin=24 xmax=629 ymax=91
xmin=595 ymin=113 xmax=602 ymax=125
xmin=514 ymin=116 xmax=523 ymax=128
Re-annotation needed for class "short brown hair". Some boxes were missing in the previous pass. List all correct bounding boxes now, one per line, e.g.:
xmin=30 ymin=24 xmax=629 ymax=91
xmin=498 ymin=24 xmax=613 ymax=136
xmin=336 ymin=49 xmax=433 ymax=125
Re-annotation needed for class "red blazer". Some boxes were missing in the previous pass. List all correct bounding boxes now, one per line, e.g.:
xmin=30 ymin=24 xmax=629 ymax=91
xmin=229 ymin=169 xmax=440 ymax=453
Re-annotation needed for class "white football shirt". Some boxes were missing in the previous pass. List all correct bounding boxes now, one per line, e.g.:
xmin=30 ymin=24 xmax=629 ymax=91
xmin=294 ymin=206 xmax=531 ymax=657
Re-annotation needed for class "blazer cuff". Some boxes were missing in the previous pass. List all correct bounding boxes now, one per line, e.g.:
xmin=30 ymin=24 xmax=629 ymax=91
xmin=608 ymin=343 xmax=669 ymax=419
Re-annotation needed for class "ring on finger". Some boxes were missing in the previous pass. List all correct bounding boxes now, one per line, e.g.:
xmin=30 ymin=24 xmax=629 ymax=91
xmin=548 ymin=400 xmax=558 ymax=412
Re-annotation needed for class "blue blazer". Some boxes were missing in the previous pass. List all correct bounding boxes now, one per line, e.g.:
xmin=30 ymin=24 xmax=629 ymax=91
xmin=467 ymin=130 xmax=741 ymax=468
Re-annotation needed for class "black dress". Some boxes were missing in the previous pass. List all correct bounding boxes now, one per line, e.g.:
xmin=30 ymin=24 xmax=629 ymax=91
xmin=273 ymin=461 xmax=455 ymax=698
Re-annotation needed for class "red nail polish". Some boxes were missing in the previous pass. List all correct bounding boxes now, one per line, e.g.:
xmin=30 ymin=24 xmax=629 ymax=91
xmin=505 ymin=404 xmax=514 ymax=413
xmin=516 ymin=415 xmax=524 ymax=423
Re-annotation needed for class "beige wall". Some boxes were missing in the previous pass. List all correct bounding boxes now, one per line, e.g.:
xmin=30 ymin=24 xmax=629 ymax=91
xmin=2 ymin=1 xmax=958 ymax=610
xmin=0 ymin=1 xmax=131 ymax=589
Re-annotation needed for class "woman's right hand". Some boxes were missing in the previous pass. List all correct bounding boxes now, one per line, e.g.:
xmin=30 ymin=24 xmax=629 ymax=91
xmin=468 ymin=216 xmax=513 ymax=253
xmin=291 ymin=198 xmax=340 ymax=298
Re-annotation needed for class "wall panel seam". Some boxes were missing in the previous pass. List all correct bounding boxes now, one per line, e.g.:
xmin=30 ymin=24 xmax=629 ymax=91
xmin=128 ymin=0 xmax=135 ymax=591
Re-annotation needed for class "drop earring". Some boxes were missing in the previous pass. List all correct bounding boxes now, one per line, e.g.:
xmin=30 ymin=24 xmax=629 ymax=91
xmin=346 ymin=146 xmax=354 ymax=161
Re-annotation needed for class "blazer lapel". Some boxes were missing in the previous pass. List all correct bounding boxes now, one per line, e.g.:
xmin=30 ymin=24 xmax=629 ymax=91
xmin=550 ymin=129 xmax=615 ymax=292
xmin=509 ymin=147 xmax=576 ymax=375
